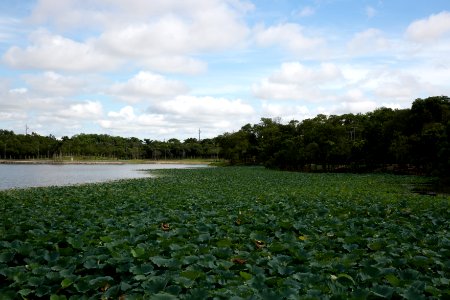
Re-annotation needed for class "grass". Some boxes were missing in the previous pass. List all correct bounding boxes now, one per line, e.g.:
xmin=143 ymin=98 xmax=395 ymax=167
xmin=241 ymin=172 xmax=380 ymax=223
xmin=0 ymin=167 xmax=449 ymax=299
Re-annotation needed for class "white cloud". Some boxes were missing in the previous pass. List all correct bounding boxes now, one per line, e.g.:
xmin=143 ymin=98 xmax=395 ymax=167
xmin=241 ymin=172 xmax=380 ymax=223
xmin=3 ymin=30 xmax=120 ymax=72
xmin=0 ymin=17 xmax=22 ymax=43
xmin=259 ymin=90 xmax=382 ymax=120
xmin=30 ymin=0 xmax=252 ymax=31
xmin=347 ymin=28 xmax=390 ymax=54
xmin=261 ymin=102 xmax=311 ymax=121
xmin=96 ymin=20 xmax=189 ymax=57
xmin=27 ymin=0 xmax=250 ymax=74
xmin=253 ymin=62 xmax=343 ymax=101
xmin=0 ymin=111 xmax=27 ymax=122
xmin=406 ymin=11 xmax=450 ymax=43
xmin=110 ymin=71 xmax=189 ymax=104
xmin=270 ymin=62 xmax=342 ymax=84
xmin=227 ymin=0 xmax=255 ymax=13
xmin=0 ymin=82 xmax=105 ymax=136
xmin=5 ymin=0 xmax=254 ymax=75
xmin=23 ymin=71 xmax=86 ymax=96
xmin=95 ymin=12 xmax=248 ymax=55
xmin=107 ymin=106 xmax=136 ymax=121
xmin=253 ymin=60 xmax=446 ymax=118
xmin=344 ymin=89 xmax=367 ymax=102
xmin=314 ymin=89 xmax=378 ymax=115
xmin=141 ymin=56 xmax=207 ymax=75
xmin=99 ymin=106 xmax=177 ymax=137
xmin=9 ymin=87 xmax=28 ymax=94
xmin=253 ymin=23 xmax=324 ymax=55
xmin=57 ymin=101 xmax=103 ymax=119
xmin=0 ymin=85 xmax=28 ymax=122
xmin=342 ymin=65 xmax=446 ymax=104
xmin=410 ymin=63 xmax=450 ymax=88
xmin=370 ymin=71 xmax=440 ymax=101
xmin=298 ymin=6 xmax=315 ymax=18
xmin=100 ymin=96 xmax=255 ymax=139
xmin=319 ymin=101 xmax=378 ymax=115
xmin=153 ymin=95 xmax=254 ymax=119
xmin=99 ymin=106 xmax=167 ymax=132
xmin=366 ymin=6 xmax=377 ymax=19
xmin=1 ymin=85 xmax=55 ymax=112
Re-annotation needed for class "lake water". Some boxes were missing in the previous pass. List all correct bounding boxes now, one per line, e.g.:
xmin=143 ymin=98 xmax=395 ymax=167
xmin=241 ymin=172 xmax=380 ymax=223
xmin=0 ymin=163 xmax=207 ymax=190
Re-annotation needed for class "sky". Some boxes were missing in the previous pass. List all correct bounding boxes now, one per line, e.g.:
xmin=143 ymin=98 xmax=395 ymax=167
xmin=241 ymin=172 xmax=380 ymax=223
xmin=0 ymin=0 xmax=449 ymax=141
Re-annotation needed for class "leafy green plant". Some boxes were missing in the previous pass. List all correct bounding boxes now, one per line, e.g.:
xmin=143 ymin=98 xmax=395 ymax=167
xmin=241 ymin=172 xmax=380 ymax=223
xmin=0 ymin=167 xmax=449 ymax=298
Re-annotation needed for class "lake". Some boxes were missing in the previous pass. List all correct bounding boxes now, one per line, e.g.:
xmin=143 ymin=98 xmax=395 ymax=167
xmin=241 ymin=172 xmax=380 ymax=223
xmin=0 ymin=163 xmax=207 ymax=190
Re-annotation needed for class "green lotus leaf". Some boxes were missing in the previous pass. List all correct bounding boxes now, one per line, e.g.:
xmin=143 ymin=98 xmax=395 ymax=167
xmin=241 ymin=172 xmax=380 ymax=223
xmin=175 ymin=276 xmax=195 ymax=288
xmin=0 ymin=167 xmax=448 ymax=298
xmin=130 ymin=263 xmax=154 ymax=275
xmin=150 ymin=293 xmax=178 ymax=300
xmin=150 ymin=256 xmax=171 ymax=267
xmin=0 ymin=251 xmax=15 ymax=263
xmin=385 ymin=274 xmax=400 ymax=287
xmin=18 ymin=289 xmax=32 ymax=297
xmin=83 ymin=257 xmax=98 ymax=269
xmin=216 ymin=239 xmax=232 ymax=248
xmin=100 ymin=236 xmax=113 ymax=243
xmin=186 ymin=288 xmax=209 ymax=299
xmin=88 ymin=276 xmax=114 ymax=288
xmin=371 ymin=285 xmax=394 ymax=298
xmin=44 ymin=251 xmax=60 ymax=262
xmin=66 ymin=237 xmax=83 ymax=249
xmin=367 ymin=240 xmax=384 ymax=251
xmin=336 ymin=273 xmax=356 ymax=285
xmin=61 ymin=278 xmax=74 ymax=288
xmin=35 ymin=284 xmax=52 ymax=297
xmin=133 ymin=274 xmax=147 ymax=281
xmin=120 ymin=281 xmax=132 ymax=291
xmin=197 ymin=233 xmax=211 ymax=242
xmin=402 ymin=288 xmax=425 ymax=300
xmin=141 ymin=276 xmax=168 ymax=293
xmin=268 ymin=242 xmax=286 ymax=253
xmin=240 ymin=271 xmax=252 ymax=281
xmin=181 ymin=270 xmax=204 ymax=280
xmin=131 ymin=247 xmax=145 ymax=258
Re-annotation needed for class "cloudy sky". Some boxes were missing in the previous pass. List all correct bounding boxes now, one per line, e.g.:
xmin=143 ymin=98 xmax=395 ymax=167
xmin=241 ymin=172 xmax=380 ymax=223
xmin=1 ymin=0 xmax=449 ymax=140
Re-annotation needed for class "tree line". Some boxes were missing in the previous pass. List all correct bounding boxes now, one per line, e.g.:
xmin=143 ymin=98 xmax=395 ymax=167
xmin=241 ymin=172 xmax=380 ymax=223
xmin=1 ymin=96 xmax=449 ymax=178
xmin=0 ymin=132 xmax=219 ymax=161
xmin=217 ymin=96 xmax=449 ymax=178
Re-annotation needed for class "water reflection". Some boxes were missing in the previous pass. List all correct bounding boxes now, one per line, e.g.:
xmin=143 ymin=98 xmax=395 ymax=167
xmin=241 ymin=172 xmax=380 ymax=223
xmin=0 ymin=163 xmax=206 ymax=190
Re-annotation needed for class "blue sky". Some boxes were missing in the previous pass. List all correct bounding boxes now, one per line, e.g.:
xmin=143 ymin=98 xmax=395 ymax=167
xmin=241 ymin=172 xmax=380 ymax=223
xmin=1 ymin=0 xmax=449 ymax=140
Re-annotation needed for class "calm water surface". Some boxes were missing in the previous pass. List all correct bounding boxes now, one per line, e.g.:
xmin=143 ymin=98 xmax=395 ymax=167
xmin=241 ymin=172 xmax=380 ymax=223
xmin=0 ymin=164 xmax=206 ymax=190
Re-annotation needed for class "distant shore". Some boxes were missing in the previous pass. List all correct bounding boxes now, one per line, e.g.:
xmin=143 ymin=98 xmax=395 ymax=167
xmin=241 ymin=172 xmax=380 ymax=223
xmin=0 ymin=159 xmax=215 ymax=165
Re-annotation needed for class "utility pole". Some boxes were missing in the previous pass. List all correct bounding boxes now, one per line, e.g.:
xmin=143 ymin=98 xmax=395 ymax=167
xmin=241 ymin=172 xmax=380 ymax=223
xmin=26 ymin=124 xmax=29 ymax=135
xmin=198 ymin=128 xmax=201 ymax=142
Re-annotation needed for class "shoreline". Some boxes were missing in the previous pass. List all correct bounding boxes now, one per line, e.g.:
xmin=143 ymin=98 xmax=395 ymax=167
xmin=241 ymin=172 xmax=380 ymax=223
xmin=0 ymin=159 xmax=213 ymax=165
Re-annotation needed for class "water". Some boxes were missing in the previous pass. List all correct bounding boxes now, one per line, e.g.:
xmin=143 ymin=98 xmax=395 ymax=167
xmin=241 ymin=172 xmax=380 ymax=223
xmin=0 ymin=163 xmax=207 ymax=190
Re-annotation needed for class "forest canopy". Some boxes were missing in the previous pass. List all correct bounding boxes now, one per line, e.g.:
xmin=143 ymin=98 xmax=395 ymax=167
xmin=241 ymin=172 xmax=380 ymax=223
xmin=1 ymin=96 xmax=449 ymax=178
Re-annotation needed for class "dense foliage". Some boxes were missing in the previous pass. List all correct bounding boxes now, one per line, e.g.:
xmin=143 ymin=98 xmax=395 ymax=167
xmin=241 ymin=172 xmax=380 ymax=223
xmin=0 ymin=132 xmax=219 ymax=161
xmin=217 ymin=96 xmax=450 ymax=178
xmin=1 ymin=167 xmax=449 ymax=299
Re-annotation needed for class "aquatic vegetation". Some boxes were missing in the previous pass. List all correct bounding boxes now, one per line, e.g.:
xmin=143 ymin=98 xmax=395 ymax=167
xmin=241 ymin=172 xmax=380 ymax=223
xmin=0 ymin=167 xmax=449 ymax=299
